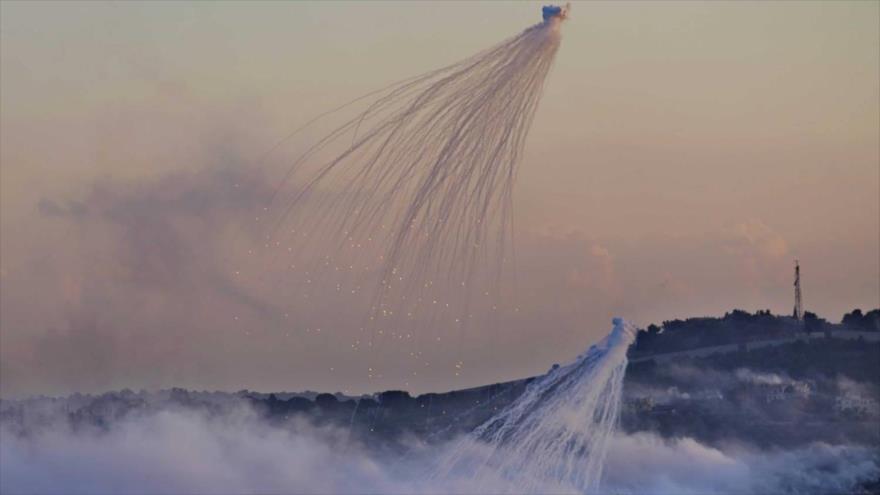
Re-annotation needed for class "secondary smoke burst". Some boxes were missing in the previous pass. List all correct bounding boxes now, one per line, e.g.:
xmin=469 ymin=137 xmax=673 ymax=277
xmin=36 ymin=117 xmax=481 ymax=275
xmin=262 ymin=5 xmax=568 ymax=337
xmin=431 ymin=318 xmax=635 ymax=494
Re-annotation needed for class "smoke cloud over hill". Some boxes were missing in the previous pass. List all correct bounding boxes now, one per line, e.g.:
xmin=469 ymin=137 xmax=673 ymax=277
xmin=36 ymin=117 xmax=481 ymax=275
xmin=2 ymin=401 xmax=877 ymax=494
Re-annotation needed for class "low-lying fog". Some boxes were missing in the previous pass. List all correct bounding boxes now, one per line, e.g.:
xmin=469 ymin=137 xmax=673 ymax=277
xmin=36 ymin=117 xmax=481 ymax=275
xmin=2 ymin=401 xmax=877 ymax=494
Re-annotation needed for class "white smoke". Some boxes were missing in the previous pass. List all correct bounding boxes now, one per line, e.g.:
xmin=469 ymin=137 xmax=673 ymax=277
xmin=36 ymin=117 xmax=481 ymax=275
xmin=0 ymin=406 xmax=402 ymax=495
xmin=3 ymin=407 xmax=877 ymax=495
xmin=735 ymin=368 xmax=790 ymax=386
xmin=603 ymin=433 xmax=879 ymax=495
xmin=431 ymin=318 xmax=635 ymax=493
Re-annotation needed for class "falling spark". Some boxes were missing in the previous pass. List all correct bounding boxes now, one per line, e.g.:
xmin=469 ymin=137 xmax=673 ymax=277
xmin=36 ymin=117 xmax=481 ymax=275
xmin=262 ymin=6 xmax=567 ymax=333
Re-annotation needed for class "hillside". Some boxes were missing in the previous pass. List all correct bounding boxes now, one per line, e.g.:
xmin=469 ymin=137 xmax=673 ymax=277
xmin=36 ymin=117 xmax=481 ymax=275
xmin=3 ymin=309 xmax=878 ymax=452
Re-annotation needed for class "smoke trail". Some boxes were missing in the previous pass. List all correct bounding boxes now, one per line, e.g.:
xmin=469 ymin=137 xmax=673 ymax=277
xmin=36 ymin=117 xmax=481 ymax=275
xmin=262 ymin=6 xmax=568 ymax=337
xmin=431 ymin=318 xmax=635 ymax=493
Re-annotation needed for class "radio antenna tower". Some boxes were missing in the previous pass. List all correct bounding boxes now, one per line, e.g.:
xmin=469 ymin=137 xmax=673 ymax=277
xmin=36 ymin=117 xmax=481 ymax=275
xmin=793 ymin=260 xmax=803 ymax=321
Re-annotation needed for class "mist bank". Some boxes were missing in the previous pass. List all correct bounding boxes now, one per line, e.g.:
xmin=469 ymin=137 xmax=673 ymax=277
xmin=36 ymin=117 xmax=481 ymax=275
xmin=3 ymin=311 xmax=879 ymax=493
xmin=2 ymin=391 xmax=878 ymax=494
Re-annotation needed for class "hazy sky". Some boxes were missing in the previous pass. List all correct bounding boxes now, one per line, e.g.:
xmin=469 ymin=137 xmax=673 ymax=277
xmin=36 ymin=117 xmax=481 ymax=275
xmin=1 ymin=1 xmax=878 ymax=397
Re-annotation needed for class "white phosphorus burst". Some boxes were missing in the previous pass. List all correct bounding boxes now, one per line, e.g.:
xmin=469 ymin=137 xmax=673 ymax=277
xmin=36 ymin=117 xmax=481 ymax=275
xmin=431 ymin=318 xmax=635 ymax=494
xmin=262 ymin=7 xmax=568 ymax=334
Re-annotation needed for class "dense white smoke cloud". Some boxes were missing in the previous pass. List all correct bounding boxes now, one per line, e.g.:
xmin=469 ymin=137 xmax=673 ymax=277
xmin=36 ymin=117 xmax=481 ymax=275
xmin=2 ymin=404 xmax=877 ymax=494
xmin=603 ymin=433 xmax=879 ymax=495
xmin=0 ymin=407 xmax=401 ymax=495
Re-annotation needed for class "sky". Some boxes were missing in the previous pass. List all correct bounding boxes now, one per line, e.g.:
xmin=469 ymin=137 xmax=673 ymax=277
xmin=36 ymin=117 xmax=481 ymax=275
xmin=1 ymin=1 xmax=878 ymax=398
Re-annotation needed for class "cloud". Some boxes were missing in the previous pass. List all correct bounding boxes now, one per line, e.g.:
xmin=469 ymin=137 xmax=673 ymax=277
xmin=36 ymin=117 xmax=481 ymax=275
xmin=1 ymin=158 xmax=285 ymax=397
xmin=735 ymin=368 xmax=789 ymax=386
xmin=37 ymin=199 xmax=88 ymax=218
xmin=41 ymin=165 xmax=271 ymax=291
xmin=0 ymin=406 xmax=402 ymax=495
xmin=2 ymin=402 xmax=877 ymax=495
xmin=603 ymin=432 xmax=880 ymax=495
xmin=729 ymin=219 xmax=789 ymax=259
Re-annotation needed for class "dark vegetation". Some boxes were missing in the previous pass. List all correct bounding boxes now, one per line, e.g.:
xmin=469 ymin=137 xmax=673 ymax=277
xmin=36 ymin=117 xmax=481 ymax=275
xmin=629 ymin=336 xmax=880 ymax=385
xmin=625 ymin=337 xmax=880 ymax=448
xmin=632 ymin=308 xmax=879 ymax=355
xmin=2 ymin=308 xmax=878 ymax=453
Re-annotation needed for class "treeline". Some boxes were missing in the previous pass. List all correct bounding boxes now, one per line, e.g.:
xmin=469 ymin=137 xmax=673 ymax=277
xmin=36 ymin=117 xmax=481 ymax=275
xmin=632 ymin=308 xmax=879 ymax=355
xmin=629 ymin=337 xmax=880 ymax=387
xmin=841 ymin=308 xmax=880 ymax=332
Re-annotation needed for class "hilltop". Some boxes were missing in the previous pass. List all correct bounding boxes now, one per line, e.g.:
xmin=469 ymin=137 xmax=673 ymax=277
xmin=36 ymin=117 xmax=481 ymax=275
xmin=2 ymin=308 xmax=878 ymax=451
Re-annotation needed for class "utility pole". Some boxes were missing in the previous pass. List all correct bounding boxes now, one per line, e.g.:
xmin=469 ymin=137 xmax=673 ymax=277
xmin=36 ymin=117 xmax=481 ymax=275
xmin=793 ymin=260 xmax=803 ymax=321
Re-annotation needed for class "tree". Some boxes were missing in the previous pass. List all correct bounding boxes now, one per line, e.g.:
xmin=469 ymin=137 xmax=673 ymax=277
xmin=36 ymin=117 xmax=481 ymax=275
xmin=803 ymin=311 xmax=824 ymax=333
xmin=842 ymin=309 xmax=864 ymax=328
xmin=315 ymin=393 xmax=338 ymax=408
xmin=864 ymin=309 xmax=880 ymax=331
